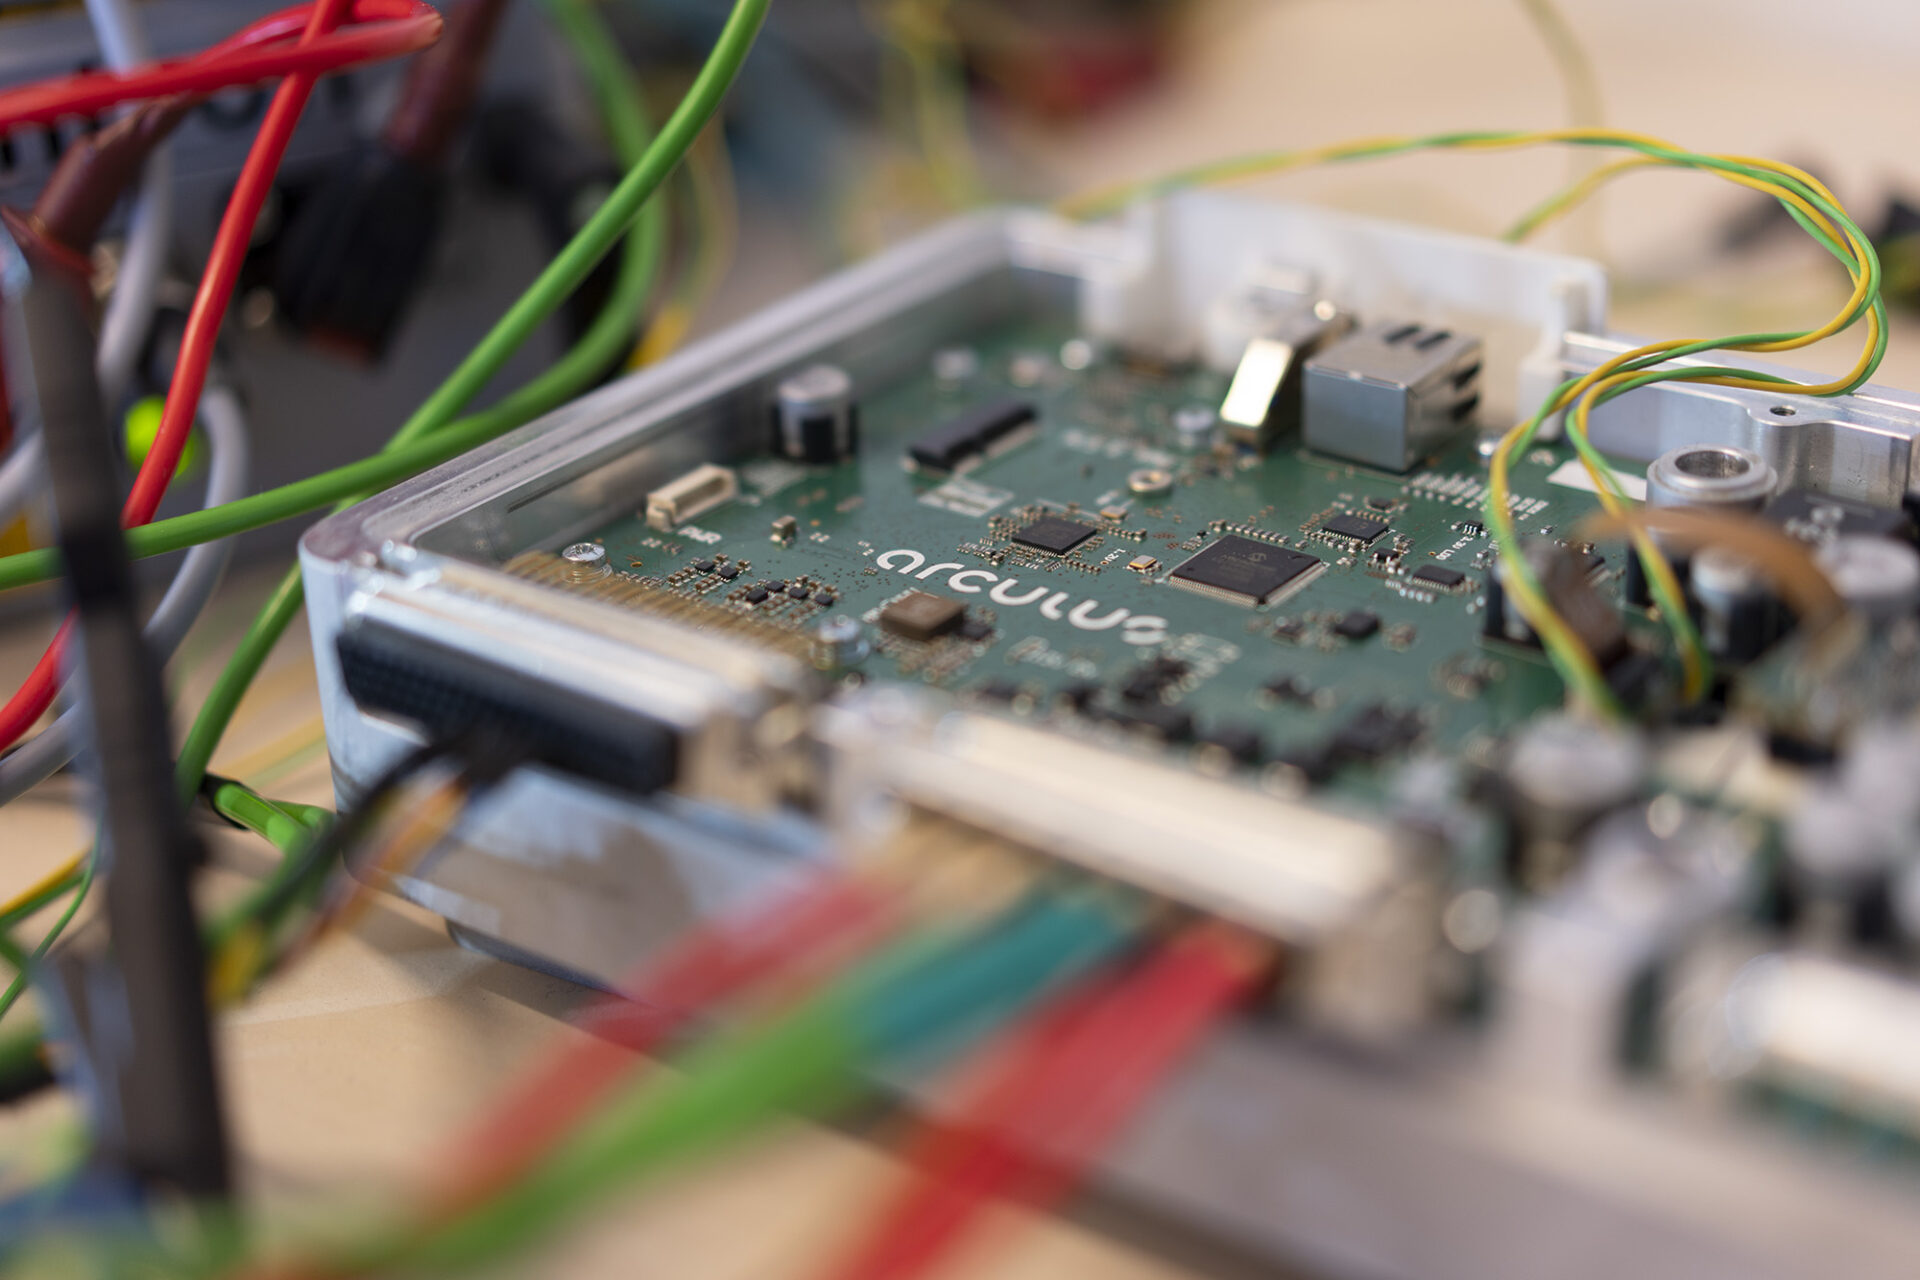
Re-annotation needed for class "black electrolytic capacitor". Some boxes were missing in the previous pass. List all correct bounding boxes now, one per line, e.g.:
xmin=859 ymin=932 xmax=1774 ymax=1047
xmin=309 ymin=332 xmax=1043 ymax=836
xmin=772 ymin=363 xmax=858 ymax=464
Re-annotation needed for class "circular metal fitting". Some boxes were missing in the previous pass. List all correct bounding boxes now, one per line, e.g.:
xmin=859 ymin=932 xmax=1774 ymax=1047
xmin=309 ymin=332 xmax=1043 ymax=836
xmin=814 ymin=615 xmax=870 ymax=669
xmin=1815 ymin=534 xmax=1920 ymax=620
xmin=1506 ymin=713 xmax=1648 ymax=836
xmin=773 ymin=363 xmax=858 ymax=464
xmin=1644 ymin=444 xmax=1777 ymax=511
xmin=1128 ymin=467 xmax=1174 ymax=497
xmin=561 ymin=541 xmax=610 ymax=581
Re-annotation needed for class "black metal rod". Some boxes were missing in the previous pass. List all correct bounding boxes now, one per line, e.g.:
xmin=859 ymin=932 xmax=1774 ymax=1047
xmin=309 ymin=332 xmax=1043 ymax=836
xmin=1 ymin=221 xmax=229 ymax=1198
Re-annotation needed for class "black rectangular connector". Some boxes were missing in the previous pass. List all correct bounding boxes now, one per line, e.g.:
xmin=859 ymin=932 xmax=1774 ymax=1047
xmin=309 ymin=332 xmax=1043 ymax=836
xmin=337 ymin=625 xmax=680 ymax=796
xmin=906 ymin=398 xmax=1036 ymax=473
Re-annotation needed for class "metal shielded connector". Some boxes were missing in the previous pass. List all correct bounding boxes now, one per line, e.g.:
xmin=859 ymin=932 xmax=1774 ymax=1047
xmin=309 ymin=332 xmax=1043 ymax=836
xmin=1304 ymin=321 xmax=1483 ymax=471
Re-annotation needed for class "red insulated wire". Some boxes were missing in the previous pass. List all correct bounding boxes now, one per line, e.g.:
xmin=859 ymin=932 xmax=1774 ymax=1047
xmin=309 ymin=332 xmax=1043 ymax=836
xmin=819 ymin=921 xmax=1269 ymax=1280
xmin=0 ymin=0 xmax=439 ymax=753
xmin=0 ymin=1 xmax=442 ymax=134
xmin=418 ymin=875 xmax=901 ymax=1221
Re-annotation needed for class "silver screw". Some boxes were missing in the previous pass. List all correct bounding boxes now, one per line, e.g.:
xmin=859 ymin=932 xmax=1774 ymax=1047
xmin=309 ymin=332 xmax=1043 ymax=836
xmin=561 ymin=541 xmax=610 ymax=581
xmin=814 ymin=615 xmax=870 ymax=669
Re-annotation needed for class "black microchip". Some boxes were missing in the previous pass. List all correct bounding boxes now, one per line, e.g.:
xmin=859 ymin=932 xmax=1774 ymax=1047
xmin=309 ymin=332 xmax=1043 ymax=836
xmin=1272 ymin=742 xmax=1335 ymax=784
xmin=717 ymin=564 xmax=741 ymax=580
xmin=1121 ymin=657 xmax=1188 ymax=703
xmin=1104 ymin=701 xmax=1195 ymax=742
xmin=879 ymin=590 xmax=966 ymax=641
xmin=1169 ymin=535 xmax=1322 ymax=607
xmin=975 ymin=679 xmax=1020 ymax=703
xmin=694 ymin=559 xmax=716 ymax=573
xmin=1060 ymin=680 xmax=1101 ymax=711
xmin=1272 ymin=618 xmax=1307 ymax=643
xmin=1321 ymin=512 xmax=1389 ymax=544
xmin=788 ymin=584 xmax=810 ymax=600
xmin=1198 ymin=723 xmax=1264 ymax=765
xmin=1332 ymin=704 xmax=1422 ymax=761
xmin=958 ymin=617 xmax=994 ymax=642
xmin=1262 ymin=674 xmax=1314 ymax=704
xmin=1012 ymin=515 xmax=1097 ymax=555
xmin=767 ymin=579 xmax=787 ymax=592
xmin=1365 ymin=496 xmax=1398 ymax=512
xmin=744 ymin=587 xmax=770 ymax=604
xmin=1410 ymin=564 xmax=1466 ymax=590
xmin=1334 ymin=610 xmax=1380 ymax=640
xmin=814 ymin=592 xmax=836 ymax=607
xmin=1456 ymin=520 xmax=1486 ymax=537
xmin=906 ymin=398 xmax=1037 ymax=473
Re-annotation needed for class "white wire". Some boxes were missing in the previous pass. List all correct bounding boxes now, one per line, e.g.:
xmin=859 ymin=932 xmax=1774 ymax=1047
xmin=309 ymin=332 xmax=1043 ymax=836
xmin=84 ymin=0 xmax=172 ymax=410
xmin=0 ymin=0 xmax=177 ymax=530
xmin=0 ymin=386 xmax=251 ymax=805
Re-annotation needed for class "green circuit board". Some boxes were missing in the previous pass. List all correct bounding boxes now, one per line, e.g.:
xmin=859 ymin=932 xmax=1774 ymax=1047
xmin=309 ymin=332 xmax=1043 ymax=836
xmin=586 ymin=319 xmax=1631 ymax=791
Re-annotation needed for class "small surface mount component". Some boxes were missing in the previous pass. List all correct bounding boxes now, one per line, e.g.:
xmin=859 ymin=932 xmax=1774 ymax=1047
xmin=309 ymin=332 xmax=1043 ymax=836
xmin=905 ymin=398 xmax=1037 ymax=475
xmin=1303 ymin=321 xmax=1483 ymax=471
xmin=1129 ymin=554 xmax=1160 ymax=573
xmin=1319 ymin=512 xmax=1389 ymax=545
xmin=1331 ymin=703 xmax=1423 ymax=761
xmin=879 ymin=590 xmax=967 ymax=641
xmin=1011 ymin=515 xmax=1097 ymax=555
xmin=771 ymin=514 xmax=798 ymax=543
xmin=1197 ymin=722 xmax=1264 ymax=765
xmin=1168 ymin=535 xmax=1322 ymax=607
xmin=645 ymin=463 xmax=738 ymax=532
xmin=1333 ymin=609 xmax=1381 ymax=640
xmin=1409 ymin=564 xmax=1467 ymax=590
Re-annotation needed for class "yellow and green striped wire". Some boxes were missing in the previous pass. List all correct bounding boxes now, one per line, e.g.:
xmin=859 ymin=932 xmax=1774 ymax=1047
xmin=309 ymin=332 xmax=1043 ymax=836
xmin=1061 ymin=129 xmax=1884 ymax=717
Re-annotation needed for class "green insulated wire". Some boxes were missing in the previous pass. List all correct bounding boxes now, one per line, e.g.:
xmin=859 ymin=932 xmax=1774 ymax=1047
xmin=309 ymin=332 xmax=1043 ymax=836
xmin=170 ymin=0 xmax=771 ymax=806
xmin=0 ymin=0 xmax=768 ymax=601
xmin=0 ymin=0 xmax=753 ymax=1085
xmin=201 ymin=782 xmax=332 ymax=954
xmin=0 ymin=859 xmax=95 ymax=1024
xmin=327 ymin=891 xmax=1138 ymax=1276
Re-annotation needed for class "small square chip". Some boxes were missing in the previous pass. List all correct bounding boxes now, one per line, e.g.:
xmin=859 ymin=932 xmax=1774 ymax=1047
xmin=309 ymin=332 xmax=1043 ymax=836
xmin=879 ymin=591 xmax=967 ymax=642
xmin=1410 ymin=564 xmax=1466 ymax=590
xmin=1169 ymin=535 xmax=1322 ymax=607
xmin=1334 ymin=609 xmax=1381 ymax=640
xmin=1321 ymin=512 xmax=1390 ymax=544
xmin=1012 ymin=515 xmax=1097 ymax=555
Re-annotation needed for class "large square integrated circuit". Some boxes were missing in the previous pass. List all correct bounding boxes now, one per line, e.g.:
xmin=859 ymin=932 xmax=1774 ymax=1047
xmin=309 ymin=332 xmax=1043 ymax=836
xmin=1168 ymin=535 xmax=1322 ymax=607
xmin=1012 ymin=515 xmax=1097 ymax=555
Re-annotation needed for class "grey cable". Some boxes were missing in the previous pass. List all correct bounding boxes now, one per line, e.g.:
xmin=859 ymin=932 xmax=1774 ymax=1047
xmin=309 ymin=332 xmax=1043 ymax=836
xmin=0 ymin=0 xmax=175 ymax=529
xmin=0 ymin=386 xmax=250 ymax=805
xmin=85 ymin=0 xmax=172 ymax=411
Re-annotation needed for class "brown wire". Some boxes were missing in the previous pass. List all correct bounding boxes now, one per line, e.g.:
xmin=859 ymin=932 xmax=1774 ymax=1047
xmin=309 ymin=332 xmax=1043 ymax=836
xmin=30 ymin=95 xmax=197 ymax=251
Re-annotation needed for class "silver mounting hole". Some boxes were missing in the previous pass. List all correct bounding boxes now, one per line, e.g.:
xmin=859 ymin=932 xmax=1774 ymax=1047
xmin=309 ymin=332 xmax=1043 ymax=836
xmin=1673 ymin=448 xmax=1752 ymax=480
